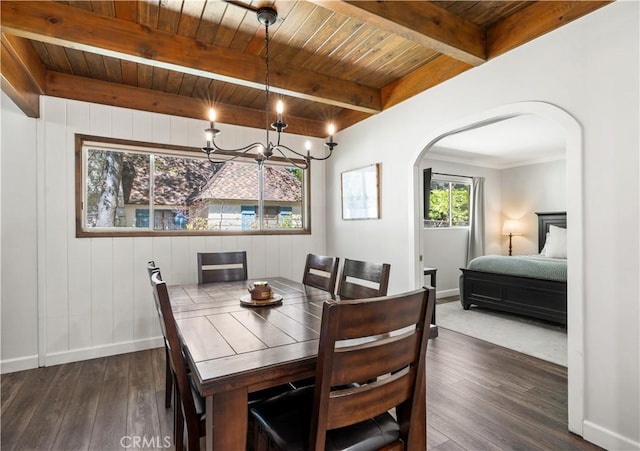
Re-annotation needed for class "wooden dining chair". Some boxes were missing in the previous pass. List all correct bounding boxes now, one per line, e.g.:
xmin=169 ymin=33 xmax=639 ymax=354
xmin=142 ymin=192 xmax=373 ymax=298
xmin=147 ymin=261 xmax=174 ymax=409
xmin=302 ymin=253 xmax=340 ymax=294
xmin=151 ymin=271 xmax=205 ymax=451
xmin=249 ymin=287 xmax=435 ymax=451
xmin=197 ymin=251 xmax=248 ymax=284
xmin=336 ymin=258 xmax=391 ymax=300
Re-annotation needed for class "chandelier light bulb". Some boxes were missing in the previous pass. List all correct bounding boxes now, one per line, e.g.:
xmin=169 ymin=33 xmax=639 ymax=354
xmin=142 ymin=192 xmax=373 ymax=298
xmin=208 ymin=108 xmax=216 ymax=123
xmin=328 ymin=123 xmax=335 ymax=136
xmin=305 ymin=140 xmax=311 ymax=151
xmin=276 ymin=100 xmax=284 ymax=122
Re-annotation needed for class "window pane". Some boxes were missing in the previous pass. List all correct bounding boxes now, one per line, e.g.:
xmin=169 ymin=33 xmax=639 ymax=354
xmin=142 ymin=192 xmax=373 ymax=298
xmin=85 ymin=149 xmax=150 ymax=228
xmin=262 ymin=166 xmax=304 ymax=230
xmin=427 ymin=181 xmax=450 ymax=227
xmin=152 ymin=155 xmax=215 ymax=230
xmin=451 ymin=183 xmax=470 ymax=226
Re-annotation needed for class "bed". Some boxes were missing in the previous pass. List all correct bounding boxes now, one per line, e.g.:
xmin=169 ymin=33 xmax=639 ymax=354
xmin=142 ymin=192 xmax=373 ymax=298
xmin=459 ymin=212 xmax=567 ymax=325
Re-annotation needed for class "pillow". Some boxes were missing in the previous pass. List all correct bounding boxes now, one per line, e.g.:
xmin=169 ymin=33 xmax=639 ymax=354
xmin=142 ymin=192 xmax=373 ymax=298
xmin=540 ymin=232 xmax=550 ymax=256
xmin=545 ymin=225 xmax=567 ymax=258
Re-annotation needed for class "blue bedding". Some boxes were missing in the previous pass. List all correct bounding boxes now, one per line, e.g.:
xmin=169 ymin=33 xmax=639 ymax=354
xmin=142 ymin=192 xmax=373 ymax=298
xmin=466 ymin=255 xmax=567 ymax=282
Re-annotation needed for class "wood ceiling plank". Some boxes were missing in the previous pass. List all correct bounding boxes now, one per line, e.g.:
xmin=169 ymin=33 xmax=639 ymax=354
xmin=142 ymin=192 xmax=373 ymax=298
xmin=195 ymin=0 xmax=228 ymax=44
xmin=176 ymin=0 xmax=206 ymax=39
xmin=381 ymin=55 xmax=472 ymax=110
xmin=43 ymin=42 xmax=73 ymax=74
xmin=103 ymin=55 xmax=123 ymax=84
xmin=114 ymin=0 xmax=138 ymax=22
xmin=1 ymin=34 xmax=43 ymax=117
xmin=157 ymin=0 xmax=182 ymax=34
xmin=64 ymin=47 xmax=91 ymax=78
xmin=84 ymin=52 xmax=108 ymax=80
xmin=138 ymin=0 xmax=160 ymax=29
xmin=137 ymin=64 xmax=153 ymax=89
xmin=151 ymin=66 xmax=170 ymax=91
xmin=120 ymin=60 xmax=138 ymax=86
xmin=487 ymin=1 xmax=612 ymax=58
xmin=309 ymin=0 xmax=486 ymax=66
xmin=44 ymin=71 xmax=329 ymax=137
xmin=165 ymin=70 xmax=185 ymax=95
xmin=0 ymin=1 xmax=381 ymax=113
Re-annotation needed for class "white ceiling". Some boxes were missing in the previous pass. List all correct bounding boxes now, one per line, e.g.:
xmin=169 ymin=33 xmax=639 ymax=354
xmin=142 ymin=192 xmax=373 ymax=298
xmin=427 ymin=114 xmax=566 ymax=169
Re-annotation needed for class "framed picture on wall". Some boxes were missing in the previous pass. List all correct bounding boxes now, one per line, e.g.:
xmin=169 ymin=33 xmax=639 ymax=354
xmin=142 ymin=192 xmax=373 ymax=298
xmin=341 ymin=163 xmax=381 ymax=220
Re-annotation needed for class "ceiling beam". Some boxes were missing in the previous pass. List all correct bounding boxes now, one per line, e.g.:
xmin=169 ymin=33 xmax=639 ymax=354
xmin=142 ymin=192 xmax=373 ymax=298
xmin=0 ymin=0 xmax=382 ymax=114
xmin=487 ymin=0 xmax=612 ymax=58
xmin=308 ymin=0 xmax=486 ymax=66
xmin=381 ymin=55 xmax=472 ymax=110
xmin=45 ymin=71 xmax=329 ymax=138
xmin=1 ymin=33 xmax=46 ymax=117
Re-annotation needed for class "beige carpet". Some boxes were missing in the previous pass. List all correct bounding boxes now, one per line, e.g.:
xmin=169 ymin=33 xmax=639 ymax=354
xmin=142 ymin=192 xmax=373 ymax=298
xmin=436 ymin=300 xmax=567 ymax=366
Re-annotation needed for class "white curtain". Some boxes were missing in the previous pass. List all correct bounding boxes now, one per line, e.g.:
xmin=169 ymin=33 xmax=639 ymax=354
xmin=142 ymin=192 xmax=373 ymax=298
xmin=467 ymin=177 xmax=485 ymax=263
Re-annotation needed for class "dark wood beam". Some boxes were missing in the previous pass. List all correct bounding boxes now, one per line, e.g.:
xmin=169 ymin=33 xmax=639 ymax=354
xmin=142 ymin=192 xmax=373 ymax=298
xmin=309 ymin=0 xmax=486 ymax=66
xmin=45 ymin=71 xmax=329 ymax=138
xmin=381 ymin=55 xmax=472 ymax=110
xmin=487 ymin=1 xmax=612 ymax=58
xmin=0 ymin=0 xmax=382 ymax=114
xmin=0 ymin=33 xmax=46 ymax=117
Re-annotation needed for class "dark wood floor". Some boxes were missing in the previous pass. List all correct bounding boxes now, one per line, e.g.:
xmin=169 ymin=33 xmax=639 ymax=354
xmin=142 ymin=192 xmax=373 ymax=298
xmin=1 ymin=328 xmax=601 ymax=451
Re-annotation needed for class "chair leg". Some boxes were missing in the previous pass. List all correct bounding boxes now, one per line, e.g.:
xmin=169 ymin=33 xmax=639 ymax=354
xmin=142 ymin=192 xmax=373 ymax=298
xmin=165 ymin=346 xmax=173 ymax=408
xmin=174 ymin=386 xmax=184 ymax=451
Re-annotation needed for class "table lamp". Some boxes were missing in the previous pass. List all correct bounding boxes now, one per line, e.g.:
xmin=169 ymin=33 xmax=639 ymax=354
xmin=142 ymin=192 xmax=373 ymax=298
xmin=502 ymin=219 xmax=523 ymax=256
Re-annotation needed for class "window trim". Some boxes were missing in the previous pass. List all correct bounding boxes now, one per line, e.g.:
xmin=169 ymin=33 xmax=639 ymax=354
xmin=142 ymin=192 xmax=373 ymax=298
xmin=75 ymin=134 xmax=311 ymax=237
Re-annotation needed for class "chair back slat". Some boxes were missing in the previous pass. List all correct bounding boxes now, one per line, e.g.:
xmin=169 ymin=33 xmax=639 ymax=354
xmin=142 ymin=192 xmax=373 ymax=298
xmin=197 ymin=251 xmax=247 ymax=284
xmin=330 ymin=332 xmax=420 ymax=386
xmin=302 ymin=254 xmax=339 ymax=294
xmin=337 ymin=259 xmax=390 ymax=300
xmin=310 ymin=287 xmax=434 ymax=450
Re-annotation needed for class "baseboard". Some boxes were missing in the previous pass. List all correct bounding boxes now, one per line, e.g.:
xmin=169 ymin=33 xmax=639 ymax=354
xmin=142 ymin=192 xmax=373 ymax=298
xmin=43 ymin=336 xmax=165 ymax=367
xmin=436 ymin=288 xmax=459 ymax=299
xmin=0 ymin=355 xmax=39 ymax=374
xmin=583 ymin=420 xmax=640 ymax=451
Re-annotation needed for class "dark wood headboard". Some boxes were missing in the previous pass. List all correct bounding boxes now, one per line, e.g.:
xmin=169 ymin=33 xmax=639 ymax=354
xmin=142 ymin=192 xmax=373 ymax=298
xmin=535 ymin=211 xmax=567 ymax=253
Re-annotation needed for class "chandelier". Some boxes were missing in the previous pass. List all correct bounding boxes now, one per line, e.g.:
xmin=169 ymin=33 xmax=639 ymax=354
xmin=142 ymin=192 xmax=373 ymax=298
xmin=201 ymin=6 xmax=337 ymax=170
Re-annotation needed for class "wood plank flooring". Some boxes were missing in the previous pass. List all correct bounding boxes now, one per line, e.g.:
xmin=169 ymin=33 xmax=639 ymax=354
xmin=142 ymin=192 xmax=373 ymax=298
xmin=1 ymin=328 xmax=602 ymax=450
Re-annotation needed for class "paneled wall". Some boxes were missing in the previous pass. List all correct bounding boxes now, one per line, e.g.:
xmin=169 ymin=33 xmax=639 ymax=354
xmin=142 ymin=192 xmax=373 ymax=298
xmin=1 ymin=95 xmax=327 ymax=371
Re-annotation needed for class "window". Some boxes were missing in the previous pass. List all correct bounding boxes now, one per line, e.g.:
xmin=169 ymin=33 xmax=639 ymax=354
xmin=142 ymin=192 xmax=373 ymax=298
xmin=424 ymin=171 xmax=470 ymax=228
xmin=76 ymin=135 xmax=310 ymax=237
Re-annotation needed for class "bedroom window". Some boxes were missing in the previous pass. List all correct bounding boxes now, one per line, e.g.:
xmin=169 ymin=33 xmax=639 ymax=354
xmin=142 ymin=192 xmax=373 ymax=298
xmin=76 ymin=134 xmax=310 ymax=237
xmin=424 ymin=171 xmax=471 ymax=228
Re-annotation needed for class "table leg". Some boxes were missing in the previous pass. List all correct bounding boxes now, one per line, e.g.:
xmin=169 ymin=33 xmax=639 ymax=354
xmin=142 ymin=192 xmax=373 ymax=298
xmin=207 ymin=388 xmax=248 ymax=451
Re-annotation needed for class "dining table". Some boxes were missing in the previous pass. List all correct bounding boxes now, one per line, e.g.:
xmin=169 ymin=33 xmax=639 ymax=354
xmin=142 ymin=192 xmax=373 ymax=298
xmin=169 ymin=277 xmax=427 ymax=450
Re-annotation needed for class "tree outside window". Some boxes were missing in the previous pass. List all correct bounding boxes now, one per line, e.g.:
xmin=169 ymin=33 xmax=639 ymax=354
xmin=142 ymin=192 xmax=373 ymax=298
xmin=425 ymin=179 xmax=470 ymax=228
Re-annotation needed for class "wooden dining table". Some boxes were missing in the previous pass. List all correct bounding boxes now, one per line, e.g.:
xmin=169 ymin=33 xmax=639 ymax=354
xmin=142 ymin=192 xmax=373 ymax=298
xmin=169 ymin=277 xmax=427 ymax=450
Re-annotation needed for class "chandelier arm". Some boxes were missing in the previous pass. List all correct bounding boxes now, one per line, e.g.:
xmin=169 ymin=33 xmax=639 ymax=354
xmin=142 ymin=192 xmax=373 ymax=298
xmin=271 ymin=145 xmax=310 ymax=170
xmin=209 ymin=139 xmax=265 ymax=154
xmin=276 ymin=143 xmax=333 ymax=162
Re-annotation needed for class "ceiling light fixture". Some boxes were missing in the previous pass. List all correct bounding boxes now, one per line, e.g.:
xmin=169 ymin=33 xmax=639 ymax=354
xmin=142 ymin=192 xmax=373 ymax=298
xmin=201 ymin=6 xmax=337 ymax=169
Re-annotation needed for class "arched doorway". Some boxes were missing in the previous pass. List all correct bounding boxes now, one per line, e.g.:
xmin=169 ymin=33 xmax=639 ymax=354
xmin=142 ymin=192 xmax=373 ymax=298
xmin=410 ymin=101 xmax=584 ymax=434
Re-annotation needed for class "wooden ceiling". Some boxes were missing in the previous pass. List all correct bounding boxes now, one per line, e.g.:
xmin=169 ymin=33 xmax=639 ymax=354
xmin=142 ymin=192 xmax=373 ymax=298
xmin=1 ymin=0 xmax=610 ymax=138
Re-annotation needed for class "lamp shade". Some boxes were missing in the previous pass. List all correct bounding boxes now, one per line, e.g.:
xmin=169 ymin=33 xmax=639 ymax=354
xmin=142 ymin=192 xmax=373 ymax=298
xmin=502 ymin=219 xmax=523 ymax=236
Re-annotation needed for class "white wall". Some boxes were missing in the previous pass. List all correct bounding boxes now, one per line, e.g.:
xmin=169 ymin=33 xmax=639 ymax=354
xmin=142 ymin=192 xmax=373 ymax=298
xmin=501 ymin=159 xmax=567 ymax=255
xmin=0 ymin=94 xmax=328 ymax=371
xmin=420 ymin=159 xmax=501 ymax=296
xmin=326 ymin=2 xmax=639 ymax=449
xmin=1 ymin=93 xmax=39 ymax=371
